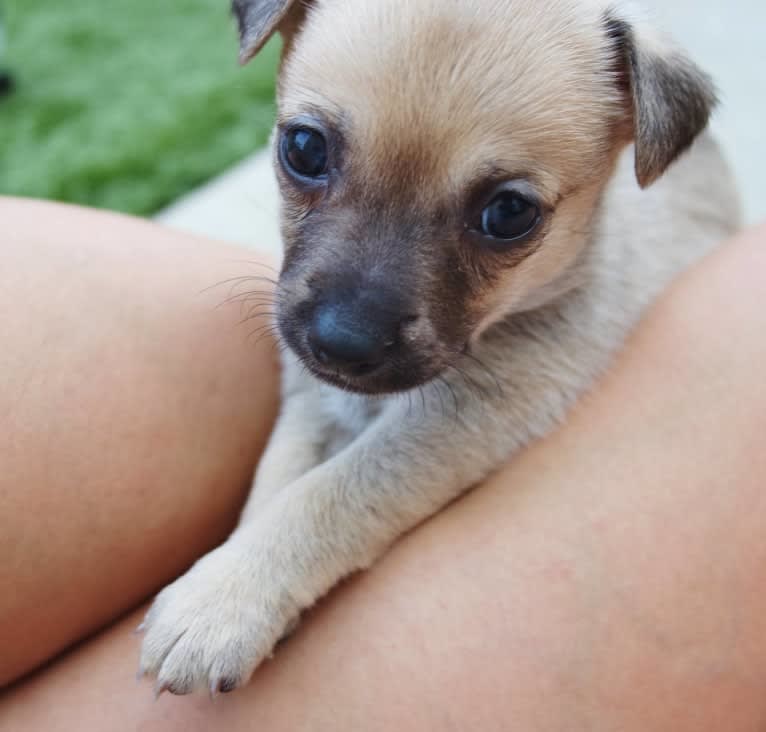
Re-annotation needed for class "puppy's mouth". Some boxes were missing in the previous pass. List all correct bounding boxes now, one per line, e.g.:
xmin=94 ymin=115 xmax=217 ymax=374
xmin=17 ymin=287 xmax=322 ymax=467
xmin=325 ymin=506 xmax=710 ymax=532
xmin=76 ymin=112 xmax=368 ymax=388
xmin=317 ymin=362 xmax=441 ymax=396
xmin=295 ymin=339 xmax=445 ymax=395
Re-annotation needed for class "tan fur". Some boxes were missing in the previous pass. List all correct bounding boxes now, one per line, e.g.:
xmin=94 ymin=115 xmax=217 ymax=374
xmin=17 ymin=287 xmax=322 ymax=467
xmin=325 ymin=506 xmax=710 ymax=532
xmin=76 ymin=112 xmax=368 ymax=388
xmin=139 ymin=0 xmax=740 ymax=696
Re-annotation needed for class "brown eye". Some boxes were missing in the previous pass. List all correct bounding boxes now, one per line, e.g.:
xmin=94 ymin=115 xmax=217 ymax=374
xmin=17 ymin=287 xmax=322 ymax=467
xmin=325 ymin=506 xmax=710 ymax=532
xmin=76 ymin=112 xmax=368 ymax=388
xmin=281 ymin=127 xmax=328 ymax=179
xmin=480 ymin=191 xmax=540 ymax=241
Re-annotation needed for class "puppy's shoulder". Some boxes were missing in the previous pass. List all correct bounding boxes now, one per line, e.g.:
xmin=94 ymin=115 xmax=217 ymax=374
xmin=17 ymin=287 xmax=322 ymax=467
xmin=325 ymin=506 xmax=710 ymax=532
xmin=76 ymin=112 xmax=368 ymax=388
xmin=600 ymin=132 xmax=740 ymax=254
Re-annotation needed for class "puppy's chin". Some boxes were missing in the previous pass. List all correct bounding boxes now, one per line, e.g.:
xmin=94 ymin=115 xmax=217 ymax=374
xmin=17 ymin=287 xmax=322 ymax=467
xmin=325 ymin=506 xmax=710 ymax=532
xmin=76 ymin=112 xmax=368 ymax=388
xmin=302 ymin=354 xmax=443 ymax=396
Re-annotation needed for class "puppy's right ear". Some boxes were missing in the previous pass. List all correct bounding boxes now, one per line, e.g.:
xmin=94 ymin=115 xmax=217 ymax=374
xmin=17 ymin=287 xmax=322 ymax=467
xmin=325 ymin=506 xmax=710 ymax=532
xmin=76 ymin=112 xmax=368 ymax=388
xmin=232 ymin=0 xmax=304 ymax=65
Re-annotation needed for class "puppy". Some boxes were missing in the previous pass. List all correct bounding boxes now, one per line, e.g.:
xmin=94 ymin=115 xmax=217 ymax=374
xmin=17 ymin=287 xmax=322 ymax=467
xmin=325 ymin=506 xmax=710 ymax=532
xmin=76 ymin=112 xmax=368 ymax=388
xmin=139 ymin=0 xmax=740 ymax=695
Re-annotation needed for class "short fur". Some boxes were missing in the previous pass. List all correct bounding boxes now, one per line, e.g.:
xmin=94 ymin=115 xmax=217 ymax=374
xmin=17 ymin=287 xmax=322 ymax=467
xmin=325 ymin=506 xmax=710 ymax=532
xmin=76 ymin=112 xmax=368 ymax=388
xmin=139 ymin=0 xmax=740 ymax=695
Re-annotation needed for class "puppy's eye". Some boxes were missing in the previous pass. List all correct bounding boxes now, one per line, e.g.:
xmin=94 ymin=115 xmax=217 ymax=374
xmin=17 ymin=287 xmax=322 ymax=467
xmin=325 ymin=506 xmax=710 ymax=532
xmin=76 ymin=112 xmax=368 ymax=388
xmin=480 ymin=191 xmax=540 ymax=241
xmin=282 ymin=127 xmax=328 ymax=179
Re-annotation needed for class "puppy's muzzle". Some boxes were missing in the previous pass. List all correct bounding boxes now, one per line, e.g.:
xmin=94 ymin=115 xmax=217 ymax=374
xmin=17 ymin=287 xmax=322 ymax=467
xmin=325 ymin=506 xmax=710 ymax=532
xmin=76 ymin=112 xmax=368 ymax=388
xmin=307 ymin=298 xmax=410 ymax=377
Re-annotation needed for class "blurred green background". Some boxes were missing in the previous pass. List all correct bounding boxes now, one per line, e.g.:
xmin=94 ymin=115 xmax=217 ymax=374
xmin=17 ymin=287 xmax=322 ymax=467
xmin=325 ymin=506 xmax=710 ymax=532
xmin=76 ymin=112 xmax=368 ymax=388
xmin=0 ymin=0 xmax=279 ymax=215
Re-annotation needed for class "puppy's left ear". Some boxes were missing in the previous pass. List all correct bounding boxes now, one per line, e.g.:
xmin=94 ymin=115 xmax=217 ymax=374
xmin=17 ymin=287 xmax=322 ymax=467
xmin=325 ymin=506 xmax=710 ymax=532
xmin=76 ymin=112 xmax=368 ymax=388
xmin=605 ymin=10 xmax=718 ymax=188
xmin=232 ymin=0 xmax=306 ymax=64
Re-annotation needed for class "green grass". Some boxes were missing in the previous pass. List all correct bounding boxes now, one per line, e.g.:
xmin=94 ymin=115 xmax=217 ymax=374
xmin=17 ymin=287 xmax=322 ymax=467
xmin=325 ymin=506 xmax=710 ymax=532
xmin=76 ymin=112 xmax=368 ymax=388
xmin=0 ymin=0 xmax=279 ymax=215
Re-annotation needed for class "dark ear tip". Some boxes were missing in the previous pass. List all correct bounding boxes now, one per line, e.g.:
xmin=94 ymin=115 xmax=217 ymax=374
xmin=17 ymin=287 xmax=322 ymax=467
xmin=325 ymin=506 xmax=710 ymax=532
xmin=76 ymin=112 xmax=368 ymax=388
xmin=238 ymin=33 xmax=269 ymax=65
xmin=635 ymin=167 xmax=656 ymax=189
xmin=233 ymin=0 xmax=295 ymax=66
xmin=238 ymin=47 xmax=255 ymax=66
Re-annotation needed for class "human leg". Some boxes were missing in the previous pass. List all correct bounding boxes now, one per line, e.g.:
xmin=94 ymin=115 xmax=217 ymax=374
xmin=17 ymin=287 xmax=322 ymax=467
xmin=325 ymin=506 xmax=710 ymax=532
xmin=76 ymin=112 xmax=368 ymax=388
xmin=2 ymin=223 xmax=765 ymax=729
xmin=0 ymin=197 xmax=280 ymax=685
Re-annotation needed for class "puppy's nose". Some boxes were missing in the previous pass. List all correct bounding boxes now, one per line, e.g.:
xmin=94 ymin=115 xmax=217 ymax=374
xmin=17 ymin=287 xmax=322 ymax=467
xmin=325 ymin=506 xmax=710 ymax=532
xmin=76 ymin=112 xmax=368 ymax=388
xmin=308 ymin=302 xmax=400 ymax=375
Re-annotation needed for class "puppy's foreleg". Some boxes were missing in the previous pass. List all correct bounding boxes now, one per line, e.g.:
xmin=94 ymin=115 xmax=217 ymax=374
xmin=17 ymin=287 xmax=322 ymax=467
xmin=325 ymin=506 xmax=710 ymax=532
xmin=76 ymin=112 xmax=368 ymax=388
xmin=240 ymin=356 xmax=326 ymax=522
xmin=139 ymin=387 xmax=522 ymax=694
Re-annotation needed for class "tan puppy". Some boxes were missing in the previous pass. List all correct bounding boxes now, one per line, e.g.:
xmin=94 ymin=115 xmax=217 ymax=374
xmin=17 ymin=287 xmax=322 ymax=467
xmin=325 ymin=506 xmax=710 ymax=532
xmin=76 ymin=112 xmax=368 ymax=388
xmin=139 ymin=0 xmax=740 ymax=695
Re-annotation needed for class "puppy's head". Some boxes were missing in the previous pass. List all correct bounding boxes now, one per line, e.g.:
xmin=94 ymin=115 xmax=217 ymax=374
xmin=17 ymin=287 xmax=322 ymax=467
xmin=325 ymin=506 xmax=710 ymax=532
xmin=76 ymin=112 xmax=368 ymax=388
xmin=235 ymin=0 xmax=716 ymax=394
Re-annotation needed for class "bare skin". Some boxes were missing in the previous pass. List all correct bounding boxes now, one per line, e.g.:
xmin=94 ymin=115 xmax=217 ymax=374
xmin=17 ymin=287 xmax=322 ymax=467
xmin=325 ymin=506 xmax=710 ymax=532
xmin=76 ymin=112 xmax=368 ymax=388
xmin=1 ymin=198 xmax=765 ymax=730
xmin=0 ymin=197 xmax=280 ymax=685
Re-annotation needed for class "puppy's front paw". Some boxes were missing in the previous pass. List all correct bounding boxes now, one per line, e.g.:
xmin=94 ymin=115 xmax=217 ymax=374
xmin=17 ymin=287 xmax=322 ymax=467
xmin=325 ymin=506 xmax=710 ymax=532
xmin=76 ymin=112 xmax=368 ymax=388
xmin=138 ymin=545 xmax=292 ymax=696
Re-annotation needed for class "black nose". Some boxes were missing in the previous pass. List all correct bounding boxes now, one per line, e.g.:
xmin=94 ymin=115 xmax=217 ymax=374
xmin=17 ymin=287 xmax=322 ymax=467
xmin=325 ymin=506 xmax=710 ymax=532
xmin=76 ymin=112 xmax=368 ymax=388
xmin=308 ymin=302 xmax=400 ymax=375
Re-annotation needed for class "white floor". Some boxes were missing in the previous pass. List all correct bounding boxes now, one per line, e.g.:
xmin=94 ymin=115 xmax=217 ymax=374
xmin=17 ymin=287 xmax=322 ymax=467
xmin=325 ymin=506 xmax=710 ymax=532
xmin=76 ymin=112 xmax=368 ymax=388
xmin=157 ymin=1 xmax=765 ymax=254
xmin=156 ymin=150 xmax=281 ymax=254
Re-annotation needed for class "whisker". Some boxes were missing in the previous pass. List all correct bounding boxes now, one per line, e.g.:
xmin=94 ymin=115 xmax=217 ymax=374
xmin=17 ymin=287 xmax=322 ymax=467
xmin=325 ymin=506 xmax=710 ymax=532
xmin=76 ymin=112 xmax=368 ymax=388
xmin=462 ymin=351 xmax=504 ymax=398
xmin=240 ymin=312 xmax=279 ymax=327
xmin=214 ymin=287 xmax=278 ymax=311
xmin=417 ymin=384 xmax=427 ymax=415
xmin=448 ymin=362 xmax=491 ymax=402
xmin=201 ymin=273 xmax=280 ymax=298
xmin=432 ymin=378 xmax=448 ymax=420
xmin=223 ymin=259 xmax=281 ymax=275
xmin=248 ymin=323 xmax=281 ymax=342
xmin=436 ymin=376 xmax=460 ymax=423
